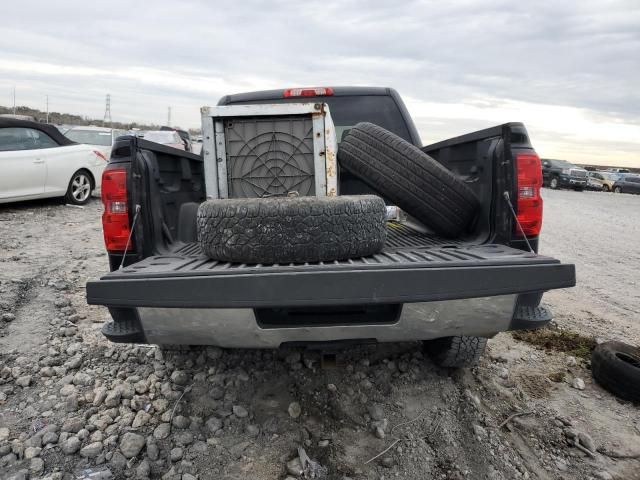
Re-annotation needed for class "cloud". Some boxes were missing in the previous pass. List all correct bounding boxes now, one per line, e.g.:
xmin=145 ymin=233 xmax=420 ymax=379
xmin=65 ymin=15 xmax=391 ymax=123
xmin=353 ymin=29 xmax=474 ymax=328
xmin=0 ymin=0 xmax=638 ymax=165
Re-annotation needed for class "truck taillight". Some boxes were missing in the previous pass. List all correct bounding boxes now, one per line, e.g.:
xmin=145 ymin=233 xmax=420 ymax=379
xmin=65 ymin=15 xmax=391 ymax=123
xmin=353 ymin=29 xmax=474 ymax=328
xmin=101 ymin=167 xmax=131 ymax=251
xmin=283 ymin=87 xmax=334 ymax=97
xmin=515 ymin=152 xmax=543 ymax=237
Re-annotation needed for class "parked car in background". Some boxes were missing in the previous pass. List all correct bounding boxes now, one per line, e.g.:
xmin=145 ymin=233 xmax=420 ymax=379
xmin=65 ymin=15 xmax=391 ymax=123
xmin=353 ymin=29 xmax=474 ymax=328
xmin=0 ymin=118 xmax=107 ymax=205
xmin=587 ymin=171 xmax=620 ymax=192
xmin=0 ymin=113 xmax=39 ymax=122
xmin=160 ymin=126 xmax=192 ymax=152
xmin=612 ymin=175 xmax=640 ymax=194
xmin=64 ymin=126 xmax=126 ymax=159
xmin=141 ymin=130 xmax=185 ymax=150
xmin=126 ymin=129 xmax=145 ymax=138
xmin=191 ymin=135 xmax=203 ymax=155
xmin=541 ymin=159 xmax=588 ymax=190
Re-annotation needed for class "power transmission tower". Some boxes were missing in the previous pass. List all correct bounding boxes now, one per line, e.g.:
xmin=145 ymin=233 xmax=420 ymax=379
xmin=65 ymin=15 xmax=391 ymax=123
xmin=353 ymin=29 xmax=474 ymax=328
xmin=167 ymin=106 xmax=171 ymax=127
xmin=103 ymin=94 xmax=112 ymax=127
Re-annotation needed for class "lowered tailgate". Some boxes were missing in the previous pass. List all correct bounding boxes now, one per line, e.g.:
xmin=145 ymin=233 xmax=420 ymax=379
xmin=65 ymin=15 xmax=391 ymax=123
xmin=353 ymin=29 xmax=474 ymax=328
xmin=87 ymin=224 xmax=575 ymax=309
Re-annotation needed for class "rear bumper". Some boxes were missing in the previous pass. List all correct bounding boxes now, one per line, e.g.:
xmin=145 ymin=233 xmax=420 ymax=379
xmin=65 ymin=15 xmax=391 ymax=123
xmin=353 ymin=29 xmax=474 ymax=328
xmin=88 ymin=240 xmax=575 ymax=347
xmin=107 ymin=295 xmax=516 ymax=347
xmin=104 ymin=296 xmax=556 ymax=348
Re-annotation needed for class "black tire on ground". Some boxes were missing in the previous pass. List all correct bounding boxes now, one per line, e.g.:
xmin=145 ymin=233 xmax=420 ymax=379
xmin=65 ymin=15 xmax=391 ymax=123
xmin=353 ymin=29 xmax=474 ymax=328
xmin=591 ymin=341 xmax=640 ymax=402
xmin=614 ymin=187 xmax=622 ymax=193
xmin=549 ymin=177 xmax=560 ymax=189
xmin=337 ymin=122 xmax=480 ymax=238
xmin=424 ymin=336 xmax=488 ymax=368
xmin=197 ymin=195 xmax=387 ymax=264
xmin=65 ymin=169 xmax=93 ymax=205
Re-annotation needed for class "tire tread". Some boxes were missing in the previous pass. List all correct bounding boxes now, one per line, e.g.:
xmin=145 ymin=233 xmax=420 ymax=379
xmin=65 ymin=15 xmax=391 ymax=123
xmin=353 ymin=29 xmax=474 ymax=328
xmin=591 ymin=341 xmax=640 ymax=402
xmin=338 ymin=123 xmax=480 ymax=237
xmin=425 ymin=336 xmax=488 ymax=368
xmin=197 ymin=195 xmax=387 ymax=264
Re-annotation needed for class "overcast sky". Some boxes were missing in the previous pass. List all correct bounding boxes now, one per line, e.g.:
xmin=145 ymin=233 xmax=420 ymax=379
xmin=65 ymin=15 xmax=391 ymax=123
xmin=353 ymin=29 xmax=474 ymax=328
xmin=2 ymin=0 xmax=639 ymax=166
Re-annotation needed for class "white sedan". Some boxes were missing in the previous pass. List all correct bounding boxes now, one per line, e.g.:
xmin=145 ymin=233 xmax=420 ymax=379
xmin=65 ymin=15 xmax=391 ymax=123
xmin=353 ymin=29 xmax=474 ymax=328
xmin=0 ymin=119 xmax=107 ymax=205
xmin=63 ymin=125 xmax=126 ymax=160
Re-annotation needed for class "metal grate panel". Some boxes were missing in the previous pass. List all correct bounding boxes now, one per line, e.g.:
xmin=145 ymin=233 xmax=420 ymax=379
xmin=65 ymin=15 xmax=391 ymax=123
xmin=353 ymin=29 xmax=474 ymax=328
xmin=224 ymin=116 xmax=315 ymax=198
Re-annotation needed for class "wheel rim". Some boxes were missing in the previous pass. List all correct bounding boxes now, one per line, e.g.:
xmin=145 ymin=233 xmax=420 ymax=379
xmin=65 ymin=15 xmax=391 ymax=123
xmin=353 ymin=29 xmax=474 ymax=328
xmin=615 ymin=187 xmax=621 ymax=193
xmin=550 ymin=178 xmax=558 ymax=188
xmin=72 ymin=174 xmax=91 ymax=202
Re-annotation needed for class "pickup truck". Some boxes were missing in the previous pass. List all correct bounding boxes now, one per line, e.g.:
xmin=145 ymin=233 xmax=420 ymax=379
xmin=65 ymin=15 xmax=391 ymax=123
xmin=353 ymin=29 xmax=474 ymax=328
xmin=87 ymin=86 xmax=575 ymax=367
xmin=541 ymin=158 xmax=589 ymax=190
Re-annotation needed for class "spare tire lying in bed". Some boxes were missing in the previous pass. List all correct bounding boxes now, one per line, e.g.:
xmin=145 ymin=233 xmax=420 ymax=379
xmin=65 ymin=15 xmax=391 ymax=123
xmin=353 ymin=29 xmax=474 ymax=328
xmin=338 ymin=122 xmax=480 ymax=238
xmin=197 ymin=195 xmax=387 ymax=264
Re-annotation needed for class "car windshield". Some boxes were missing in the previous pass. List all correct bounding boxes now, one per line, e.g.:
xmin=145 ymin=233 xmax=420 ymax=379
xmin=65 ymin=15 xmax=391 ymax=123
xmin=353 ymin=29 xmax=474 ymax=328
xmin=65 ymin=129 xmax=112 ymax=146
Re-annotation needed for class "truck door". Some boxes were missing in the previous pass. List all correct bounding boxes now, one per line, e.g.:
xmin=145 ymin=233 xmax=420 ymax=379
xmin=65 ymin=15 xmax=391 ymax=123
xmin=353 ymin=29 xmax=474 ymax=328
xmin=0 ymin=127 xmax=47 ymax=199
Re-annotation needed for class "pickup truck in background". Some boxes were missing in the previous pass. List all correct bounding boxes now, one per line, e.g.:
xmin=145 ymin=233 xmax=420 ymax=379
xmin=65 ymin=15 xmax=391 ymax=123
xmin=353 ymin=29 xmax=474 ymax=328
xmin=87 ymin=87 xmax=575 ymax=367
xmin=542 ymin=158 xmax=589 ymax=190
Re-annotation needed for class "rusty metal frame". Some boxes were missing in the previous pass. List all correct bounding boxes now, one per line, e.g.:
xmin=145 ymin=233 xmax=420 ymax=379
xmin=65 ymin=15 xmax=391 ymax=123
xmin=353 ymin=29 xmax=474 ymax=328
xmin=200 ymin=103 xmax=337 ymax=199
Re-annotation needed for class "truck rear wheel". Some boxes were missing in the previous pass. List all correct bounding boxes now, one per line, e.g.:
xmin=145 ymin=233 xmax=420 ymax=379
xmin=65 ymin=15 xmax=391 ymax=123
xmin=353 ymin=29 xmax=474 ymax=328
xmin=424 ymin=336 xmax=488 ymax=368
xmin=197 ymin=195 xmax=387 ymax=264
xmin=337 ymin=122 xmax=480 ymax=238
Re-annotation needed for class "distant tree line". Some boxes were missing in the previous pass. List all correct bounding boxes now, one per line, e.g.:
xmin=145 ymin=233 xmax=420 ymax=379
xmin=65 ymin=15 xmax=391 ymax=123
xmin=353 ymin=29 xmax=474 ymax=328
xmin=0 ymin=105 xmax=201 ymax=135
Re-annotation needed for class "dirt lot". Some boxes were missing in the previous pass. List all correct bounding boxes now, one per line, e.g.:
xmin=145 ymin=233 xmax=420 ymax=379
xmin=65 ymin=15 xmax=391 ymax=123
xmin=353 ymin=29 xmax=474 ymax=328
xmin=0 ymin=189 xmax=638 ymax=480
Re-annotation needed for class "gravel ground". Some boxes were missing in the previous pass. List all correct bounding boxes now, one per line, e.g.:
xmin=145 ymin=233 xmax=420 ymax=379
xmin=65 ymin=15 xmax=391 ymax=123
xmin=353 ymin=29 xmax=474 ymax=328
xmin=540 ymin=188 xmax=640 ymax=346
xmin=0 ymin=192 xmax=639 ymax=480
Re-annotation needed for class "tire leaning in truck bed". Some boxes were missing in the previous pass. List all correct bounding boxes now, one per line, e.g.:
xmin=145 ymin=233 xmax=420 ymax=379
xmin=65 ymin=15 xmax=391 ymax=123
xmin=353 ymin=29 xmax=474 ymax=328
xmin=197 ymin=195 xmax=387 ymax=264
xmin=338 ymin=122 xmax=480 ymax=238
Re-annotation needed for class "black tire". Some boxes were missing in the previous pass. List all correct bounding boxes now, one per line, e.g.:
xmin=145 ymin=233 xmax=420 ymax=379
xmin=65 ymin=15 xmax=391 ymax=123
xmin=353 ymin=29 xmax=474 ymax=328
xmin=424 ymin=336 xmax=488 ymax=368
xmin=591 ymin=341 xmax=640 ymax=402
xmin=614 ymin=186 xmax=622 ymax=193
xmin=197 ymin=195 xmax=386 ymax=264
xmin=337 ymin=123 xmax=479 ymax=238
xmin=549 ymin=177 xmax=560 ymax=189
xmin=602 ymin=185 xmax=610 ymax=192
xmin=65 ymin=170 xmax=93 ymax=205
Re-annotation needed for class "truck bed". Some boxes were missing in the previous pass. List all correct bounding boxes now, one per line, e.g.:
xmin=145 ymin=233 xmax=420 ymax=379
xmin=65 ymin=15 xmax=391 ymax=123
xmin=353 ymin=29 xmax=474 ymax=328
xmin=87 ymin=222 xmax=575 ymax=309
xmin=108 ymin=222 xmax=547 ymax=278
